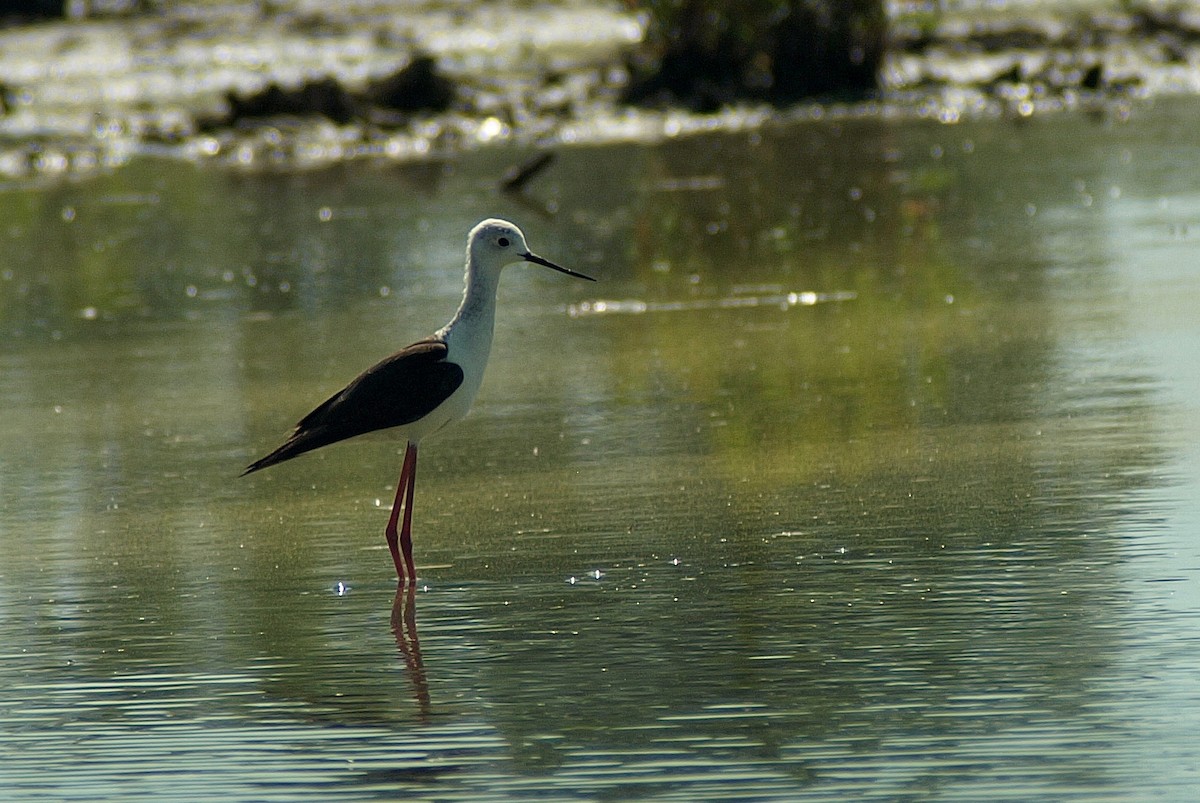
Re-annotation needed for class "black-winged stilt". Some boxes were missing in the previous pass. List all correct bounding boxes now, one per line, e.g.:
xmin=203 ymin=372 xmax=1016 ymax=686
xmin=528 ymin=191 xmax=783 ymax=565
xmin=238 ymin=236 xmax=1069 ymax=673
xmin=243 ymin=218 xmax=594 ymax=584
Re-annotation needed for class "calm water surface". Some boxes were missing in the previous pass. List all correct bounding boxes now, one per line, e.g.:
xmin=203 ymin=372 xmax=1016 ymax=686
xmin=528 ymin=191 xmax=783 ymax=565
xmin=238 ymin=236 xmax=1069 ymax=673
xmin=2 ymin=100 xmax=1199 ymax=800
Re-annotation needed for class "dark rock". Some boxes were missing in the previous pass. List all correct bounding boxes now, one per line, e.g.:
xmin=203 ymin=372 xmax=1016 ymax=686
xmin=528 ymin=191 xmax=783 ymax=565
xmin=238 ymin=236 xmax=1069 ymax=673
xmin=226 ymin=77 xmax=358 ymax=125
xmin=990 ymin=63 xmax=1023 ymax=86
xmin=206 ymin=55 xmax=457 ymax=133
xmin=364 ymin=55 xmax=455 ymax=114
xmin=1 ymin=1 xmax=67 ymax=22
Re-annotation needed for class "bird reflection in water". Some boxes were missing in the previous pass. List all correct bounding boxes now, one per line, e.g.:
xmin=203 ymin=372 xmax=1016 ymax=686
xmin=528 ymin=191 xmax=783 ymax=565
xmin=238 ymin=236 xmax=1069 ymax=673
xmin=391 ymin=584 xmax=431 ymax=721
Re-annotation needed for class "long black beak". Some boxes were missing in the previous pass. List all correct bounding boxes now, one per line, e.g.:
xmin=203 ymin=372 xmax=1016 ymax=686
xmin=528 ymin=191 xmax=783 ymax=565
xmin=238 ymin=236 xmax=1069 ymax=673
xmin=522 ymin=251 xmax=596 ymax=281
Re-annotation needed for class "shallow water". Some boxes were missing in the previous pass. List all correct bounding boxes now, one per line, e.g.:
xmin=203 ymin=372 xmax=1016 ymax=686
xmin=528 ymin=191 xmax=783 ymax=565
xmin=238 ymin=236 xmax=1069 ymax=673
xmin=2 ymin=99 xmax=1199 ymax=800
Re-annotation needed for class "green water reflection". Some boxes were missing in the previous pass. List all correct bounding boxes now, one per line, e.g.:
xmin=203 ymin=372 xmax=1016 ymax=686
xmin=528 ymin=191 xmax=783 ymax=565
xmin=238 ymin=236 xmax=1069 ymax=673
xmin=1 ymin=101 xmax=1198 ymax=800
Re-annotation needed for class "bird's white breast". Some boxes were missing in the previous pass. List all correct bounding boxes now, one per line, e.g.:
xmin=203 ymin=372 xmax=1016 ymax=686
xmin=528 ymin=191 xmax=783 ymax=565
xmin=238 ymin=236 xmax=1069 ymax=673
xmin=406 ymin=306 xmax=494 ymax=442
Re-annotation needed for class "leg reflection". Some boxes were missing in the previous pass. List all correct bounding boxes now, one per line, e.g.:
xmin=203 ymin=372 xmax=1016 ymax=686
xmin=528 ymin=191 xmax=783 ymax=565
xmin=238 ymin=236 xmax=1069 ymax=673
xmin=391 ymin=582 xmax=431 ymax=721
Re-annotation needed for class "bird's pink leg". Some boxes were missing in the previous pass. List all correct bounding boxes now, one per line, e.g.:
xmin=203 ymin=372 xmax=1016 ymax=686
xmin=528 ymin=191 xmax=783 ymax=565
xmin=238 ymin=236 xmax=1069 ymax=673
xmin=400 ymin=443 xmax=419 ymax=582
xmin=386 ymin=443 xmax=419 ymax=583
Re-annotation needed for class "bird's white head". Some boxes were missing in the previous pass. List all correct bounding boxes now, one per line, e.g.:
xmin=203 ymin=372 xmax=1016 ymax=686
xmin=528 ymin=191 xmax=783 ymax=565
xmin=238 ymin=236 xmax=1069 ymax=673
xmin=466 ymin=218 xmax=595 ymax=281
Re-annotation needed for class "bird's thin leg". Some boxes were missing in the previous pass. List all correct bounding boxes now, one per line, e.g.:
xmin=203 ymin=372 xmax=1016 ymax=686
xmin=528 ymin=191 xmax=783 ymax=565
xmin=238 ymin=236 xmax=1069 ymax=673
xmin=400 ymin=443 xmax=419 ymax=583
xmin=386 ymin=442 xmax=418 ymax=583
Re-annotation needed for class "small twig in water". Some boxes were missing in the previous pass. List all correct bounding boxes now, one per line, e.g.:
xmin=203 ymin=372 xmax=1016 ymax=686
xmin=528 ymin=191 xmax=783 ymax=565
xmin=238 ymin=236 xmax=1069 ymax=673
xmin=499 ymin=151 xmax=555 ymax=194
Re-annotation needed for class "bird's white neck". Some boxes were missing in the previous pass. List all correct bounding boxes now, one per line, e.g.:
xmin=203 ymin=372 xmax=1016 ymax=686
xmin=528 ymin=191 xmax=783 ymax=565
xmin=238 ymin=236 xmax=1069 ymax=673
xmin=440 ymin=263 xmax=500 ymax=346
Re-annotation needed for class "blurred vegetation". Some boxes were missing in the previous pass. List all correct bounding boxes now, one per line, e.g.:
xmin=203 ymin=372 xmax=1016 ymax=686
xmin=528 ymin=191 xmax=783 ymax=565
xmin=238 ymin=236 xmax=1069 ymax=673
xmin=625 ymin=0 xmax=886 ymax=110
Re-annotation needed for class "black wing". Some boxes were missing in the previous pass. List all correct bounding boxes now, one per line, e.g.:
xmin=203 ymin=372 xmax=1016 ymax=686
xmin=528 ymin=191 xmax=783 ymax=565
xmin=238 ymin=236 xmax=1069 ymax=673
xmin=242 ymin=338 xmax=464 ymax=475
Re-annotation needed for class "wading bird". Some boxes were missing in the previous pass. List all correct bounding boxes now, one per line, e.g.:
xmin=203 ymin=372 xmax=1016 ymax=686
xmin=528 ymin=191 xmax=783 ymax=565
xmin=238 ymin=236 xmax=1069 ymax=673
xmin=243 ymin=219 xmax=594 ymax=584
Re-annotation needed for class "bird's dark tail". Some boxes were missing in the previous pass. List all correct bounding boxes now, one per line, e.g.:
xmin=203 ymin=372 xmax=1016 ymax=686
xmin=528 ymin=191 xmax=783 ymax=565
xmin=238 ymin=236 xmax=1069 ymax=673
xmin=241 ymin=440 xmax=301 ymax=476
xmin=241 ymin=426 xmax=351 ymax=477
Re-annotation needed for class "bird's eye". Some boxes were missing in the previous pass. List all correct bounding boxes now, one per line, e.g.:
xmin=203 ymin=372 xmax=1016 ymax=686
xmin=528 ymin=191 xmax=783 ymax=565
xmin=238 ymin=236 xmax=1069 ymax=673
xmin=497 ymin=237 xmax=510 ymax=247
